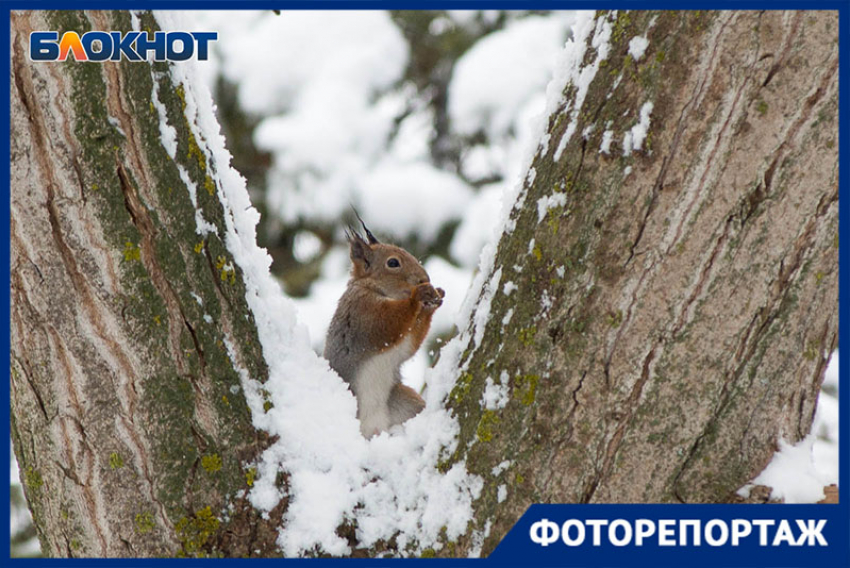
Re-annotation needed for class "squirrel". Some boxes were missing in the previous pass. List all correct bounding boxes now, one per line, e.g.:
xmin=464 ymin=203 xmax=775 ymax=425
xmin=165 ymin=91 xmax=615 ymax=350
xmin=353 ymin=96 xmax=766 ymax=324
xmin=324 ymin=215 xmax=444 ymax=438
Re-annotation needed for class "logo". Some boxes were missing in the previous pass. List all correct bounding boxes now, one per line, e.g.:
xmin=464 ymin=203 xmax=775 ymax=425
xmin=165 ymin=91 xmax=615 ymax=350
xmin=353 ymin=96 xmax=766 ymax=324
xmin=29 ymin=31 xmax=218 ymax=62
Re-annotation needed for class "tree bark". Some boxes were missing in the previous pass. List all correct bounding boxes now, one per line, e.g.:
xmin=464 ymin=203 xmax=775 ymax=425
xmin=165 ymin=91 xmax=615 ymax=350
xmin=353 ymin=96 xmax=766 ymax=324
xmin=10 ymin=10 xmax=272 ymax=557
xmin=10 ymin=9 xmax=837 ymax=559
xmin=444 ymin=10 xmax=837 ymax=556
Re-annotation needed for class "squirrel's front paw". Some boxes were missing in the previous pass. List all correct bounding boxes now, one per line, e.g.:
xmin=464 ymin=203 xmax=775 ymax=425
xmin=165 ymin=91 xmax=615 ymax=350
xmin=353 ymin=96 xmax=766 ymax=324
xmin=415 ymin=283 xmax=444 ymax=309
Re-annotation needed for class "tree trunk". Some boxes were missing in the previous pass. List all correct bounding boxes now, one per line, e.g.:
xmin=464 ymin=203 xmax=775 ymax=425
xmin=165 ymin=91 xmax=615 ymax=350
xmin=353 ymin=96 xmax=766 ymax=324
xmin=443 ymin=10 xmax=837 ymax=556
xmin=10 ymin=10 xmax=272 ymax=557
xmin=10 ymin=9 xmax=837 ymax=559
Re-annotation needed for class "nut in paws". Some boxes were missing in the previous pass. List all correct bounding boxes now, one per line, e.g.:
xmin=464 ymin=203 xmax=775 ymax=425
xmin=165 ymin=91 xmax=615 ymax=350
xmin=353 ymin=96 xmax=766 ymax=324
xmin=416 ymin=283 xmax=444 ymax=308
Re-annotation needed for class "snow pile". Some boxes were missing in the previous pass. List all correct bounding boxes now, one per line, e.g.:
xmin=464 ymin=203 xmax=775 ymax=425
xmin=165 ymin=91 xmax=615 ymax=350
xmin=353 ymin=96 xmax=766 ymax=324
xmin=453 ymin=11 xmax=608 ymax=257
xmin=445 ymin=10 xmax=501 ymax=28
xmin=746 ymin=437 xmax=829 ymax=503
xmin=738 ymin=353 xmax=839 ymax=503
xmin=812 ymin=353 xmax=839 ymax=481
xmin=536 ymin=192 xmax=568 ymax=223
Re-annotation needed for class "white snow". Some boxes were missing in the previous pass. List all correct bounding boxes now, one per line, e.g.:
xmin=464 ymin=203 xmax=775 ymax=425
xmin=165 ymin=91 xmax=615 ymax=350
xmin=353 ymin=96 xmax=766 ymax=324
xmin=292 ymin=231 xmax=323 ymax=264
xmin=446 ymin=10 xmax=501 ymax=28
xmin=737 ymin=352 xmax=839 ymax=503
xmin=107 ymin=114 xmax=127 ymax=138
xmin=481 ymin=376 xmax=510 ymax=410
xmin=497 ymin=484 xmax=508 ymax=503
xmin=358 ymin=162 xmax=474 ymax=243
xmin=218 ymin=12 xmax=405 ymax=118
xmin=536 ymin=192 xmax=567 ymax=223
xmin=628 ymin=35 xmax=649 ymax=61
xmin=149 ymin=76 xmax=178 ymax=158
xmin=450 ymin=184 xmax=503 ymax=267
xmin=622 ymin=101 xmax=654 ymax=156
xmin=147 ymin=54 xmax=217 ymax=237
xmin=812 ymin=353 xmax=839 ymax=481
xmin=540 ymin=289 xmax=553 ymax=313
xmin=449 ymin=14 xmax=575 ymax=140
xmin=491 ymin=458 xmax=512 ymax=476
xmin=472 ymin=268 xmax=502 ymax=350
xmin=742 ymin=436 xmax=831 ymax=503
xmin=551 ymin=14 xmax=613 ymax=162
xmin=466 ymin=519 xmax=493 ymax=559
xmin=600 ymin=129 xmax=614 ymax=154
xmin=194 ymin=11 xmax=410 ymax=227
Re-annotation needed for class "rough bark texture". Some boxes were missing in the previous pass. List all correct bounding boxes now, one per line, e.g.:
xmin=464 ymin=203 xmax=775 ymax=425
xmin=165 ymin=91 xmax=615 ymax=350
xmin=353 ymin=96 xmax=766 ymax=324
xmin=10 ymin=9 xmax=838 ymax=559
xmin=10 ymin=10 xmax=272 ymax=557
xmin=443 ymin=10 xmax=837 ymax=556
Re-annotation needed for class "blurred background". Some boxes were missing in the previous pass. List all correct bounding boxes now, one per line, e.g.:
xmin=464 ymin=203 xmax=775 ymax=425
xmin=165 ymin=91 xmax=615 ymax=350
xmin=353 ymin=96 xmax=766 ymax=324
xmin=9 ymin=10 xmax=838 ymax=556
xmin=186 ymin=10 xmax=579 ymax=383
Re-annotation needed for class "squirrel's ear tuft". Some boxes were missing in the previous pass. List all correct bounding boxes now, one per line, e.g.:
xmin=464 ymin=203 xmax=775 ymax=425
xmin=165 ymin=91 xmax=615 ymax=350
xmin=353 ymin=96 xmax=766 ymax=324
xmin=347 ymin=226 xmax=373 ymax=273
xmin=352 ymin=207 xmax=380 ymax=245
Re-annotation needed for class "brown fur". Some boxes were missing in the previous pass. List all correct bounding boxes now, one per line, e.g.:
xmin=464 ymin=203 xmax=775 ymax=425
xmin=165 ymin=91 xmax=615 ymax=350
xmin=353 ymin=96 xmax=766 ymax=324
xmin=324 ymin=227 xmax=444 ymax=437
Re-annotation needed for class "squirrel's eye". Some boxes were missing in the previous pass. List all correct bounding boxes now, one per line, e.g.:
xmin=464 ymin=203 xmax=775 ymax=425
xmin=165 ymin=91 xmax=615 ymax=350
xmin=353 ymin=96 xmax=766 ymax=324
xmin=387 ymin=258 xmax=400 ymax=268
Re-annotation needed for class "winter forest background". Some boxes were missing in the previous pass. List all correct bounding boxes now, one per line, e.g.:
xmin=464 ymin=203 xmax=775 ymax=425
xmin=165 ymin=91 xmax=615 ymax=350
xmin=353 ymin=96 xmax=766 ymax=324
xmin=10 ymin=10 xmax=839 ymax=556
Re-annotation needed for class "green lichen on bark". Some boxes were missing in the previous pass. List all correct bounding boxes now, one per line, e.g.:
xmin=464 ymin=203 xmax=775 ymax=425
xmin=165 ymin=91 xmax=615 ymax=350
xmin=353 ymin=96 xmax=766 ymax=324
xmin=38 ymin=9 xmax=269 ymax=553
xmin=439 ymin=10 xmax=728 ymax=557
xmin=175 ymin=506 xmax=221 ymax=557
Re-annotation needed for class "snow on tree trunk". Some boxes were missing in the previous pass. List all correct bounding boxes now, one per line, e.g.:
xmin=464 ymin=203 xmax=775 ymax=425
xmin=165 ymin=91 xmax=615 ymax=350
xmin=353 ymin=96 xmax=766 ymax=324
xmin=443 ymin=10 xmax=837 ymax=556
xmin=10 ymin=10 xmax=273 ymax=557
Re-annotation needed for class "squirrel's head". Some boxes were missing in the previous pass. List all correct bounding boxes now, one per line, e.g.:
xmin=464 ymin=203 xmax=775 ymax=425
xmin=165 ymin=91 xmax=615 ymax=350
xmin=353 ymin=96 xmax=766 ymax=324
xmin=346 ymin=218 xmax=430 ymax=300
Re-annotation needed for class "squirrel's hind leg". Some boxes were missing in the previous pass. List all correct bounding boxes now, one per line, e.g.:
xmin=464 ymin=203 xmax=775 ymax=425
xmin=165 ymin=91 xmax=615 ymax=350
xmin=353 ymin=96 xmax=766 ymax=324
xmin=387 ymin=383 xmax=425 ymax=428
